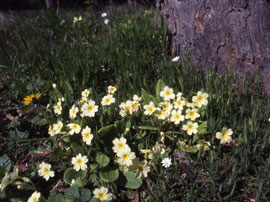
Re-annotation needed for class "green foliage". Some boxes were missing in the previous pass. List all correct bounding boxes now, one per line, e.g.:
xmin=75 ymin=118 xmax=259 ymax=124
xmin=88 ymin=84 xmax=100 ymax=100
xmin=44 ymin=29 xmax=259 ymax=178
xmin=63 ymin=168 xmax=87 ymax=184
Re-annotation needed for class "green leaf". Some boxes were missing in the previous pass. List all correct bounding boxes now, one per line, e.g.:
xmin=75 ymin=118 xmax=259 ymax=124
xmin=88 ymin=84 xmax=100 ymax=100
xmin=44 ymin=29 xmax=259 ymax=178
xmin=125 ymin=120 xmax=131 ymax=129
xmin=177 ymin=144 xmax=197 ymax=153
xmin=99 ymin=167 xmax=119 ymax=182
xmin=71 ymin=142 xmax=85 ymax=154
xmin=197 ymin=121 xmax=207 ymax=135
xmin=51 ymin=147 xmax=71 ymax=161
xmin=90 ymin=198 xmax=100 ymax=202
xmin=117 ymin=171 xmax=142 ymax=189
xmin=96 ymin=153 xmax=110 ymax=167
xmin=156 ymin=79 xmax=166 ymax=102
xmin=138 ymin=126 xmax=158 ymax=131
xmin=80 ymin=188 xmax=92 ymax=202
xmin=9 ymin=130 xmax=29 ymax=139
xmin=0 ymin=155 xmax=11 ymax=172
xmin=192 ymin=134 xmax=200 ymax=144
xmin=47 ymin=190 xmax=65 ymax=202
xmin=63 ymin=168 xmax=87 ymax=184
xmin=98 ymin=124 xmax=117 ymax=136
xmin=74 ymin=177 xmax=84 ymax=187
xmin=30 ymin=116 xmax=47 ymax=126
xmin=65 ymin=184 xmax=80 ymax=200
xmin=141 ymin=88 xmax=157 ymax=106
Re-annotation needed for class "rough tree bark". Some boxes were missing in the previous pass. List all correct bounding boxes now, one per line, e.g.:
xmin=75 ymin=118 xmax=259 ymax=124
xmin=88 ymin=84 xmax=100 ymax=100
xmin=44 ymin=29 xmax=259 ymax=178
xmin=156 ymin=0 xmax=270 ymax=94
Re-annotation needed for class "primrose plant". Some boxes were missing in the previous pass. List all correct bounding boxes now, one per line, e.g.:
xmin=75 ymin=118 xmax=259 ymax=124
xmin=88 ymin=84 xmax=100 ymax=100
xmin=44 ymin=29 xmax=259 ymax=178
xmin=1 ymin=79 xmax=233 ymax=201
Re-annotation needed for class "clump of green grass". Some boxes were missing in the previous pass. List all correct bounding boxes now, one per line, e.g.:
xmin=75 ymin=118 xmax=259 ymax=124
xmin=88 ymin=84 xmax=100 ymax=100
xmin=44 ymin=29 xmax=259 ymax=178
xmin=0 ymin=6 xmax=270 ymax=201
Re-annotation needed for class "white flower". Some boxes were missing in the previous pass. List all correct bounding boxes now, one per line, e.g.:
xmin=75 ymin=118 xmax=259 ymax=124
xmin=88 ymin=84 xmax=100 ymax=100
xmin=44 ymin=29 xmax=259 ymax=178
xmin=171 ymin=110 xmax=184 ymax=124
xmin=182 ymin=121 xmax=198 ymax=135
xmin=81 ymin=100 xmax=98 ymax=117
xmin=81 ymin=89 xmax=90 ymax=98
xmin=48 ymin=125 xmax=56 ymax=136
xmin=156 ymin=109 xmax=166 ymax=120
xmin=174 ymin=98 xmax=185 ymax=110
xmin=101 ymin=13 xmax=107 ymax=18
xmin=119 ymin=100 xmax=133 ymax=115
xmin=192 ymin=91 xmax=208 ymax=107
xmin=27 ymin=191 xmax=41 ymax=202
xmin=38 ymin=163 xmax=54 ymax=181
xmin=107 ymin=86 xmax=117 ymax=94
xmin=137 ymin=161 xmax=150 ymax=178
xmin=162 ymin=157 xmax=172 ymax=168
xmin=104 ymin=19 xmax=109 ymax=25
xmin=53 ymin=120 xmax=63 ymax=135
xmin=73 ymin=16 xmax=83 ymax=23
xmin=67 ymin=123 xmax=81 ymax=135
xmin=117 ymin=147 xmax=136 ymax=166
xmin=216 ymin=127 xmax=233 ymax=144
xmin=101 ymin=94 xmax=115 ymax=106
xmin=160 ymin=86 xmax=175 ymax=101
xmin=185 ymin=108 xmax=200 ymax=121
xmin=133 ymin=94 xmax=141 ymax=103
xmin=112 ymin=137 xmax=129 ymax=154
xmin=53 ymin=103 xmax=62 ymax=115
xmin=81 ymin=126 xmax=93 ymax=145
xmin=69 ymin=105 xmax=79 ymax=119
xmin=171 ymin=56 xmax=180 ymax=62
xmin=176 ymin=92 xmax=183 ymax=99
xmin=71 ymin=153 xmax=88 ymax=171
xmin=93 ymin=186 xmax=113 ymax=201
xmin=144 ymin=101 xmax=156 ymax=115
xmin=160 ymin=102 xmax=173 ymax=114
xmin=52 ymin=83 xmax=56 ymax=88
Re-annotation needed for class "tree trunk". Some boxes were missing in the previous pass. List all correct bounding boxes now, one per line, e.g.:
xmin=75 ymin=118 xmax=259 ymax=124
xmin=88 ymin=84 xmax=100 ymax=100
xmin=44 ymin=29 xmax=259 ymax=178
xmin=156 ymin=0 xmax=270 ymax=94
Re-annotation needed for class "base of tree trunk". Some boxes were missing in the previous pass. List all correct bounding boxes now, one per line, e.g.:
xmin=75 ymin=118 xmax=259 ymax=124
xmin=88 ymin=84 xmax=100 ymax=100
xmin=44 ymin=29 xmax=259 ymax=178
xmin=156 ymin=0 xmax=270 ymax=94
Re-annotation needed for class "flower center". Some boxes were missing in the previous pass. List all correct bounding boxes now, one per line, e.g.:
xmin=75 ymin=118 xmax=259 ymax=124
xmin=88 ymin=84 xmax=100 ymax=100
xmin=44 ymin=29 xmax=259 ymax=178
xmin=85 ymin=133 xmax=90 ymax=139
xmin=98 ymin=193 xmax=106 ymax=200
xmin=222 ymin=133 xmax=227 ymax=138
xmin=118 ymin=143 xmax=124 ymax=149
xmin=77 ymin=159 xmax=83 ymax=165
xmin=105 ymin=98 xmax=110 ymax=103
xmin=44 ymin=168 xmax=50 ymax=175
xmin=165 ymin=91 xmax=171 ymax=96
xmin=188 ymin=125 xmax=194 ymax=130
xmin=148 ymin=107 xmax=153 ymax=113
xmin=198 ymin=96 xmax=204 ymax=102
xmin=175 ymin=114 xmax=180 ymax=120
xmin=72 ymin=124 xmax=78 ymax=129
xmin=123 ymin=153 xmax=129 ymax=160
xmin=190 ymin=112 xmax=195 ymax=117
xmin=88 ymin=105 xmax=94 ymax=111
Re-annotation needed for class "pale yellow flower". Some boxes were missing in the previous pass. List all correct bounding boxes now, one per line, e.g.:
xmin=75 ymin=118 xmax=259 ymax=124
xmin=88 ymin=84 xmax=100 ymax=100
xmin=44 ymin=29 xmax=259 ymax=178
xmin=117 ymin=147 xmax=136 ymax=166
xmin=53 ymin=103 xmax=62 ymax=115
xmin=38 ymin=162 xmax=54 ymax=181
xmin=171 ymin=109 xmax=184 ymax=124
xmin=81 ymin=126 xmax=93 ymax=145
xmin=71 ymin=153 xmax=88 ymax=171
xmin=107 ymin=86 xmax=117 ymax=94
xmin=216 ymin=127 xmax=233 ymax=144
xmin=101 ymin=94 xmax=115 ymax=106
xmin=192 ymin=91 xmax=208 ymax=107
xmin=81 ymin=89 xmax=90 ymax=98
xmin=160 ymin=86 xmax=175 ymax=101
xmin=67 ymin=123 xmax=81 ymax=135
xmin=69 ymin=105 xmax=79 ymax=119
xmin=174 ymin=98 xmax=185 ymax=110
xmin=53 ymin=120 xmax=63 ymax=135
xmin=183 ymin=121 xmax=198 ymax=135
xmin=27 ymin=191 xmax=41 ymax=202
xmin=80 ymin=100 xmax=98 ymax=117
xmin=144 ymin=101 xmax=156 ymax=115
xmin=112 ymin=137 xmax=129 ymax=153
xmin=185 ymin=108 xmax=200 ymax=121
xmin=93 ymin=186 xmax=113 ymax=201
